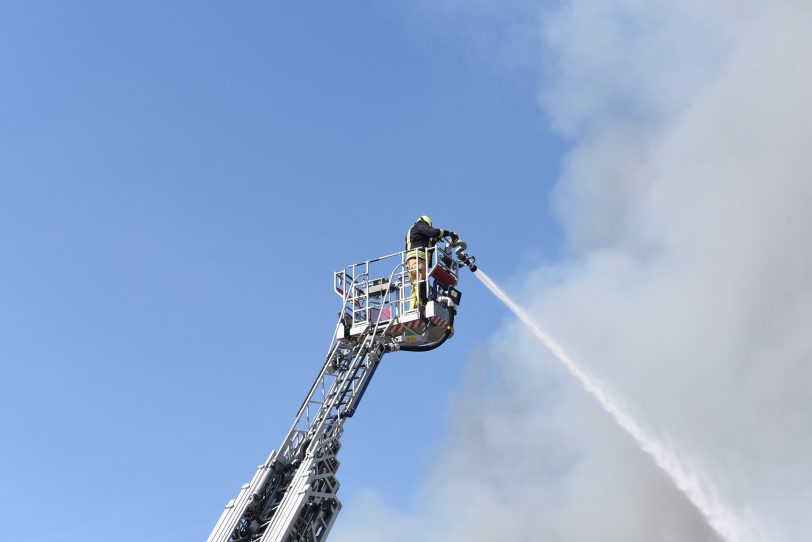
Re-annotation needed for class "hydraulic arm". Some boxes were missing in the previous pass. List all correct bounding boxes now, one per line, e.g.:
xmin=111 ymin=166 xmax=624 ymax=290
xmin=207 ymin=241 xmax=476 ymax=542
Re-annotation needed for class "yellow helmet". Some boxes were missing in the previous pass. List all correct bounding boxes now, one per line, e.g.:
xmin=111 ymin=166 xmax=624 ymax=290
xmin=418 ymin=215 xmax=432 ymax=226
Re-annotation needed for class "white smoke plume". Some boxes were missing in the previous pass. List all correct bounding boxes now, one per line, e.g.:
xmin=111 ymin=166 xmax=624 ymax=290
xmin=333 ymin=1 xmax=812 ymax=540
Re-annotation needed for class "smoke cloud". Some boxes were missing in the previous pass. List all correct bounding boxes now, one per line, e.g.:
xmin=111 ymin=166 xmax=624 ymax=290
xmin=333 ymin=1 xmax=812 ymax=540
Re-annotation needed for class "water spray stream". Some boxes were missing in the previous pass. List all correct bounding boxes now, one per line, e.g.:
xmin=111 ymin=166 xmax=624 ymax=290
xmin=474 ymin=269 xmax=757 ymax=542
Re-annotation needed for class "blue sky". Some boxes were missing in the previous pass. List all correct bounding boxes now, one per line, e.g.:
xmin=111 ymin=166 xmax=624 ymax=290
xmin=0 ymin=2 xmax=565 ymax=540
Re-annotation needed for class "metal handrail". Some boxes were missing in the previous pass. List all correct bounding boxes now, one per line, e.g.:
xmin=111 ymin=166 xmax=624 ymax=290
xmin=367 ymin=260 xmax=409 ymax=338
xmin=283 ymin=244 xmax=449 ymax=462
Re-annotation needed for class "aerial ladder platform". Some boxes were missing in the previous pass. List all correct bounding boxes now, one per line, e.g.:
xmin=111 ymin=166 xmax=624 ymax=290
xmin=207 ymin=239 xmax=477 ymax=542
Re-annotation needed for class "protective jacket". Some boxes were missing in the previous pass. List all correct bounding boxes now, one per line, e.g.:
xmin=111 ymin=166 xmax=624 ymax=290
xmin=405 ymin=219 xmax=446 ymax=254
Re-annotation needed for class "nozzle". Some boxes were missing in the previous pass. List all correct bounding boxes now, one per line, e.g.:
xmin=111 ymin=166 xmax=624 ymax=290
xmin=451 ymin=240 xmax=478 ymax=272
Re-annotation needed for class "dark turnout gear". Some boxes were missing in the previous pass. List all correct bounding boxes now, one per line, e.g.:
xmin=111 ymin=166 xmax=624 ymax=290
xmin=405 ymin=218 xmax=448 ymax=253
xmin=405 ymin=216 xmax=454 ymax=307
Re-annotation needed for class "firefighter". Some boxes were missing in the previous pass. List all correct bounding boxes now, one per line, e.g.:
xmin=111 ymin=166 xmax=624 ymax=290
xmin=405 ymin=216 xmax=458 ymax=309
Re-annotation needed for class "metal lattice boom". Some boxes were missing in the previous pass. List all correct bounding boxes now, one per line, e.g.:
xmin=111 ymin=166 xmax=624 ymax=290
xmin=207 ymin=242 xmax=474 ymax=542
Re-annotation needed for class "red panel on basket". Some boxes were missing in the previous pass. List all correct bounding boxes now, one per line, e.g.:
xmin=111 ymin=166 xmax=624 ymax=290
xmin=431 ymin=265 xmax=458 ymax=287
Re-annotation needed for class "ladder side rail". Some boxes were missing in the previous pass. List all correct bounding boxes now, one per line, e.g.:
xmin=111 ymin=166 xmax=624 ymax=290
xmin=274 ymin=270 xmax=370 ymax=466
xmin=213 ymin=283 xmax=366 ymax=542
xmin=276 ymin=358 xmax=339 ymax=465
xmin=208 ymin=450 xmax=277 ymax=542
xmin=294 ymin=317 xmax=383 ymax=466
xmin=297 ymin=269 xmax=367 ymax=421
xmin=257 ymin=455 xmax=318 ymax=542
xmin=277 ymin=342 xmax=357 ymax=460
xmin=300 ymin=336 xmax=374 ymax=449
xmin=340 ymin=356 xmax=379 ymax=419
xmin=301 ymin=320 xmax=391 ymax=460
xmin=259 ymin=422 xmax=345 ymax=541
xmin=254 ymin=251 xmax=434 ymax=540
xmin=278 ymin=337 xmax=367 ymax=469
xmin=218 ymin=354 xmax=355 ymax=542
xmin=277 ymin=335 xmax=367 ymax=474
xmin=256 ymin=434 xmax=344 ymax=542
xmin=258 ymin=341 xmax=391 ymax=542
xmin=212 ymin=250 xmax=431 ymax=542
xmin=316 ymin=261 xmax=405 ymax=434
xmin=330 ymin=261 xmax=404 ymax=421
xmin=241 ymin=334 xmax=381 ymax=542
xmin=207 ymin=481 xmax=252 ymax=542
xmin=208 ymin=502 xmax=238 ymax=542
xmin=331 ymin=345 xmax=375 ymax=418
xmin=289 ymin=448 xmax=343 ymax=542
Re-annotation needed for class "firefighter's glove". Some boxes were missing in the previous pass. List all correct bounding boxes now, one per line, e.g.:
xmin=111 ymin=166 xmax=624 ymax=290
xmin=447 ymin=231 xmax=460 ymax=242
